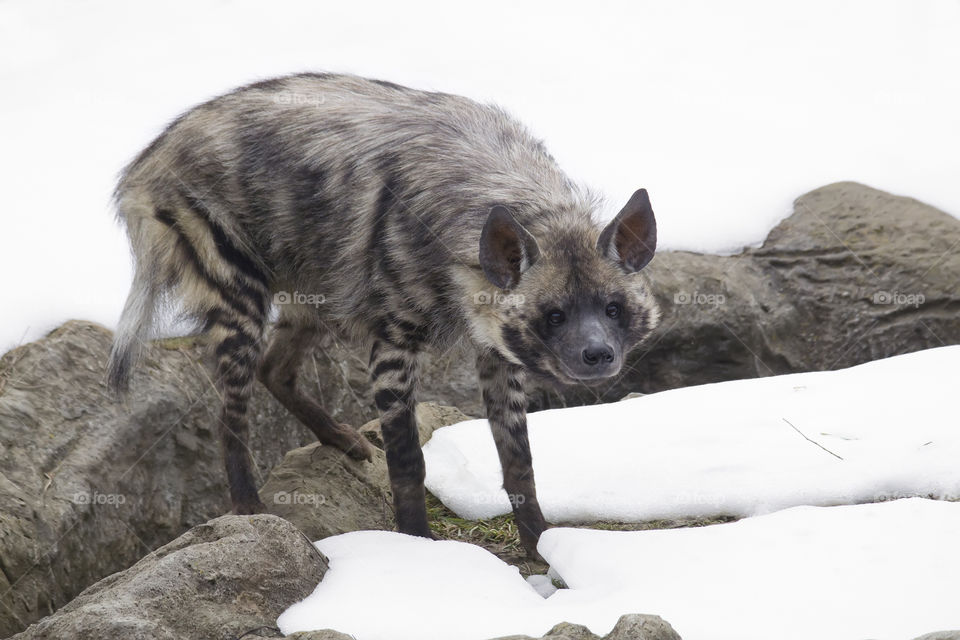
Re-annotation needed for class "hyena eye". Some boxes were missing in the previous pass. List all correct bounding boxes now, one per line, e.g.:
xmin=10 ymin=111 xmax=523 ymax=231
xmin=605 ymin=302 xmax=622 ymax=319
xmin=547 ymin=310 xmax=566 ymax=326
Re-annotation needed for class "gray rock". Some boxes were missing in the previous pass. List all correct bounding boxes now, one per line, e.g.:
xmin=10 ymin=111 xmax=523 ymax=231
xmin=10 ymin=514 xmax=327 ymax=640
xmin=358 ymin=401 xmax=474 ymax=448
xmin=258 ymin=441 xmax=392 ymax=542
xmin=0 ymin=322 xmax=316 ymax=637
xmin=545 ymin=621 xmax=602 ymax=639
xmin=0 ymin=318 xmax=471 ymax=636
xmin=283 ymin=631 xmax=357 ymax=640
xmin=910 ymin=633 xmax=960 ymax=640
xmin=485 ymin=616 xmax=679 ymax=640
xmin=258 ymin=402 xmax=471 ymax=541
xmin=602 ymin=614 xmax=682 ymax=640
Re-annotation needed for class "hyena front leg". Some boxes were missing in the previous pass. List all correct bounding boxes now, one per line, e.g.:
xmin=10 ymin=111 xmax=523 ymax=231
xmin=370 ymin=336 xmax=432 ymax=538
xmin=259 ymin=319 xmax=374 ymax=460
xmin=477 ymin=349 xmax=547 ymax=558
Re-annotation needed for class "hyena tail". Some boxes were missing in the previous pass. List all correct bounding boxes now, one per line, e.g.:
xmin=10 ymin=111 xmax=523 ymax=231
xmin=107 ymin=211 xmax=163 ymax=395
xmin=107 ymin=266 xmax=160 ymax=394
xmin=106 ymin=185 xmax=273 ymax=403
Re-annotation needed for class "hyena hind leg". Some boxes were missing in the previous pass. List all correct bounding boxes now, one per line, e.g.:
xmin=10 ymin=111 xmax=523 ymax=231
xmin=148 ymin=199 xmax=275 ymax=514
xmin=258 ymin=319 xmax=374 ymax=461
xmin=208 ymin=312 xmax=270 ymax=514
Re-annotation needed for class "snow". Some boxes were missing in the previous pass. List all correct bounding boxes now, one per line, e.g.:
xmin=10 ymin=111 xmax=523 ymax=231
xmin=2 ymin=0 xmax=960 ymax=351
xmin=277 ymin=531 xmax=554 ymax=640
xmin=279 ymin=349 xmax=960 ymax=639
xmin=526 ymin=573 xmax=558 ymax=599
xmin=423 ymin=346 xmax=960 ymax=522
xmin=278 ymin=499 xmax=960 ymax=640
xmin=537 ymin=499 xmax=960 ymax=640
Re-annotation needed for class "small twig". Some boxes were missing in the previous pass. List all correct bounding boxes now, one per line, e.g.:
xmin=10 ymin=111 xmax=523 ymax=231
xmin=41 ymin=472 xmax=55 ymax=501
xmin=0 ymin=345 xmax=29 ymax=396
xmin=234 ymin=626 xmax=283 ymax=639
xmin=309 ymin=352 xmax=327 ymax=408
xmin=783 ymin=418 xmax=844 ymax=460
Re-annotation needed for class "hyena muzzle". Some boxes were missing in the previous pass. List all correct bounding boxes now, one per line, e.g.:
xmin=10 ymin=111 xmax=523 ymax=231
xmin=107 ymin=73 xmax=659 ymax=557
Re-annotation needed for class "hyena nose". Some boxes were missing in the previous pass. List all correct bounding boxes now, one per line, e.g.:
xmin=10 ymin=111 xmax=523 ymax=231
xmin=582 ymin=344 xmax=615 ymax=366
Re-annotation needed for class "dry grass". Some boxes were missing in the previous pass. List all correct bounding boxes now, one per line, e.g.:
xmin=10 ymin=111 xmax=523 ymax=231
xmin=0 ymin=344 xmax=28 ymax=397
xmin=426 ymin=493 xmax=548 ymax=576
xmin=156 ymin=335 xmax=203 ymax=350
xmin=426 ymin=492 xmax=739 ymax=578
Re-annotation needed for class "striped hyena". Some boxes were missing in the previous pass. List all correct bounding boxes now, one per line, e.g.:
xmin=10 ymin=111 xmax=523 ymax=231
xmin=107 ymin=73 xmax=659 ymax=557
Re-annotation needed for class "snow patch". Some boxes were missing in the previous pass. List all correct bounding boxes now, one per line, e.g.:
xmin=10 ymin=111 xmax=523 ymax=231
xmin=278 ymin=499 xmax=960 ymax=640
xmin=424 ymin=346 xmax=960 ymax=522
xmin=538 ymin=498 xmax=960 ymax=640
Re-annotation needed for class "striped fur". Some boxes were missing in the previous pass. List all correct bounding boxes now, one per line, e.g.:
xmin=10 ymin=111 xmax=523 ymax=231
xmin=107 ymin=73 xmax=660 ymax=555
xmin=477 ymin=349 xmax=545 ymax=552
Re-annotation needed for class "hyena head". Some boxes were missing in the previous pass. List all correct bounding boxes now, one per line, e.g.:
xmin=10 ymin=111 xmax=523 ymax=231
xmin=474 ymin=188 xmax=660 ymax=385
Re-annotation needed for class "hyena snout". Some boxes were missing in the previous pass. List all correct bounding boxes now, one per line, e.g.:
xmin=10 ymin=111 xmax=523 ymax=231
xmin=582 ymin=343 xmax=615 ymax=366
xmin=574 ymin=343 xmax=619 ymax=378
xmin=556 ymin=318 xmax=623 ymax=380
xmin=563 ymin=345 xmax=621 ymax=380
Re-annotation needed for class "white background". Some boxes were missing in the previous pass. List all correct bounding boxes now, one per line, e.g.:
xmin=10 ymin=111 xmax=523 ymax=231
xmin=2 ymin=0 xmax=959 ymax=352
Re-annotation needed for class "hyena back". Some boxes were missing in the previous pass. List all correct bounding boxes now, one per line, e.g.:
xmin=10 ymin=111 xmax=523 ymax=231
xmin=108 ymin=73 xmax=659 ymax=556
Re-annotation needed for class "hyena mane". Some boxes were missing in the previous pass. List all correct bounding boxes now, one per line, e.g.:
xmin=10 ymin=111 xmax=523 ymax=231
xmin=107 ymin=72 xmax=659 ymax=556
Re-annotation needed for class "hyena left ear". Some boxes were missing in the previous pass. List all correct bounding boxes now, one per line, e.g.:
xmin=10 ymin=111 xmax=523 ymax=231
xmin=480 ymin=205 xmax=541 ymax=289
xmin=598 ymin=188 xmax=657 ymax=272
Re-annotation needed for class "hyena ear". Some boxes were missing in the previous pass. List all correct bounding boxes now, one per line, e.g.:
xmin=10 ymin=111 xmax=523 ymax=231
xmin=479 ymin=205 xmax=541 ymax=289
xmin=598 ymin=188 xmax=657 ymax=272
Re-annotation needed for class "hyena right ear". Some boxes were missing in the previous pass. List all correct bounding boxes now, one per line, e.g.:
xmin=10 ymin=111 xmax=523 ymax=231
xmin=598 ymin=188 xmax=657 ymax=272
xmin=480 ymin=205 xmax=541 ymax=289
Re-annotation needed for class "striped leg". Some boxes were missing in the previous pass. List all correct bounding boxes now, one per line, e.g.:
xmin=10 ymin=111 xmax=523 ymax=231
xmin=152 ymin=198 xmax=273 ymax=514
xmin=477 ymin=349 xmax=547 ymax=557
xmin=370 ymin=336 xmax=431 ymax=537
xmin=209 ymin=315 xmax=268 ymax=513
xmin=259 ymin=320 xmax=373 ymax=460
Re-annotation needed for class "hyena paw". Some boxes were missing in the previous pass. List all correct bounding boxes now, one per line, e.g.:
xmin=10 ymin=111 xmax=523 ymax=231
xmin=521 ymin=535 xmax=546 ymax=562
xmin=518 ymin=518 xmax=548 ymax=560
xmin=340 ymin=426 xmax=375 ymax=462
xmin=232 ymin=498 xmax=266 ymax=515
xmin=398 ymin=523 xmax=437 ymax=540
